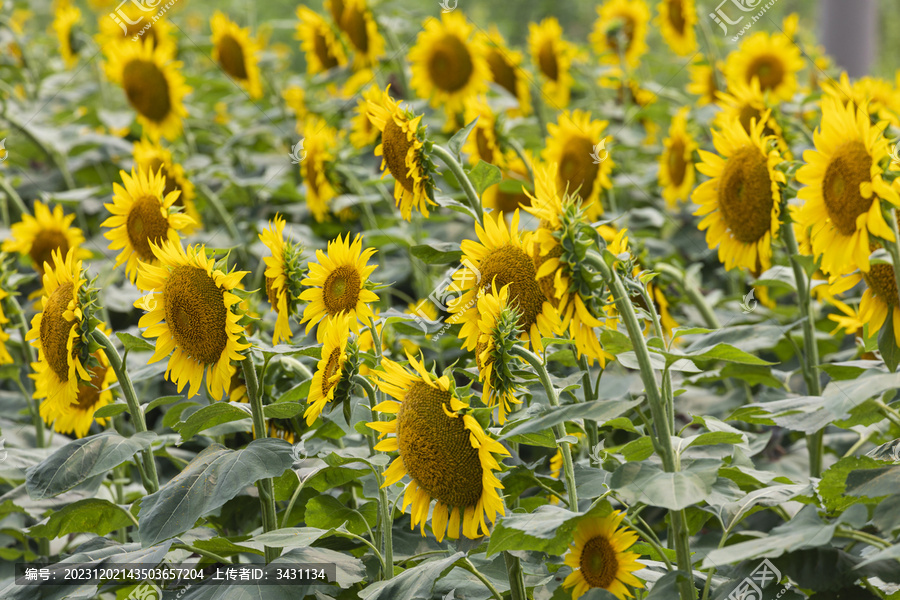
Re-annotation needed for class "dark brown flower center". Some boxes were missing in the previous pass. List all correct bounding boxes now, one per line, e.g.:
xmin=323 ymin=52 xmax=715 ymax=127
xmin=580 ymin=535 xmax=619 ymax=589
xmin=126 ymin=195 xmax=171 ymax=261
xmin=41 ymin=282 xmax=76 ymax=382
xmin=486 ymin=49 xmax=517 ymax=97
xmin=821 ymin=140 xmax=873 ymax=236
xmin=217 ymin=34 xmax=248 ymax=81
xmin=341 ymin=5 xmax=369 ymax=54
xmin=382 ymin=118 xmax=417 ymax=193
xmin=479 ymin=244 xmax=545 ymax=335
xmin=163 ymin=266 xmax=228 ymax=365
xmin=667 ymin=138 xmax=687 ymax=186
xmin=122 ymin=59 xmax=172 ymax=123
xmin=667 ymin=0 xmax=686 ymax=33
xmin=314 ymin=30 xmax=339 ymax=70
xmin=537 ymin=40 xmax=559 ymax=81
xmin=746 ymin=54 xmax=785 ymax=92
xmin=75 ymin=360 xmax=109 ymax=410
xmin=320 ymin=347 xmax=343 ymax=398
xmin=717 ymin=146 xmax=774 ymax=243
xmin=323 ymin=264 xmax=362 ymax=315
xmin=427 ymin=33 xmax=474 ymax=93
xmin=558 ymin=135 xmax=600 ymax=203
xmin=29 ymin=229 xmax=69 ymax=274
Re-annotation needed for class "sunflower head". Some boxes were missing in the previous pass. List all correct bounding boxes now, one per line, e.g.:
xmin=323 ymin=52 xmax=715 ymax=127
xmin=1 ymin=201 xmax=89 ymax=276
xmin=475 ymin=27 xmax=531 ymax=116
xmin=211 ymin=12 xmax=264 ymax=99
xmin=659 ymin=107 xmax=698 ymax=208
xmin=590 ymin=0 xmax=651 ymax=69
xmin=462 ymin=98 xmax=510 ymax=170
xmin=304 ymin=312 xmax=359 ymax=425
xmin=295 ymin=6 xmax=347 ymax=75
xmin=53 ymin=3 xmax=83 ymax=68
xmin=656 ymin=0 xmax=698 ymax=55
xmin=471 ymin=282 xmax=523 ymax=425
xmin=335 ymin=0 xmax=385 ymax=68
xmin=528 ymin=17 xmax=576 ymax=108
xmin=563 ymin=510 xmax=645 ymax=600
xmin=299 ymin=115 xmax=341 ymax=223
xmin=260 ymin=215 xmax=305 ymax=345
xmin=687 ymin=59 xmax=721 ymax=106
xmin=724 ymin=30 xmax=804 ymax=102
xmin=367 ymin=355 xmax=509 ymax=541
xmin=96 ymin=2 xmax=176 ymax=57
xmin=368 ymin=86 xmax=438 ymax=220
xmin=350 ymin=84 xmax=382 ymax=149
xmin=132 ymin=138 xmax=201 ymax=233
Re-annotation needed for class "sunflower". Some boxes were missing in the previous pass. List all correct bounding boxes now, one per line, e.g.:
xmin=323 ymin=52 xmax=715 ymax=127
xmin=304 ymin=313 xmax=351 ymax=425
xmin=368 ymin=86 xmax=437 ymax=220
xmin=260 ymin=215 xmax=304 ymax=344
xmin=132 ymin=138 xmax=201 ymax=233
xmin=211 ymin=12 xmax=263 ymax=99
xmin=295 ymin=6 xmax=347 ymax=75
xmin=686 ymin=59 xmax=721 ymax=106
xmin=462 ymin=98 xmax=510 ymax=170
xmin=823 ymin=73 xmax=900 ymax=130
xmin=25 ymin=249 xmax=89 ymax=411
xmin=335 ymin=0 xmax=384 ymax=69
xmin=590 ymin=0 xmax=651 ymax=69
xmin=542 ymin=110 xmax=615 ymax=221
xmin=724 ymin=30 xmax=804 ymax=102
xmin=104 ymin=38 xmax=191 ymax=140
xmin=349 ymin=84 xmax=381 ymax=149
xmin=367 ymin=355 xmax=509 ymax=541
xmin=299 ymin=115 xmax=340 ymax=223
xmin=797 ymin=97 xmax=900 ymax=277
xmin=449 ymin=210 xmax=561 ymax=353
xmin=475 ymin=27 xmax=531 ymax=117
xmin=135 ymin=241 xmax=249 ymax=399
xmin=409 ymin=13 xmax=489 ymax=121
xmin=656 ymin=0 xmax=697 ymax=56
xmin=102 ymin=166 xmax=195 ymax=283
xmin=53 ymin=3 xmax=82 ymax=68
xmin=96 ymin=2 xmax=176 ymax=58
xmin=659 ymin=108 xmax=697 ymax=208
xmin=562 ymin=511 xmax=645 ymax=600
xmin=37 ymin=323 xmax=117 ymax=439
xmin=714 ymin=77 xmax=791 ymax=158
xmin=0 ymin=287 xmax=13 ymax=365
xmin=693 ymin=113 xmax=786 ymax=272
xmin=2 ymin=201 xmax=89 ymax=276
xmin=528 ymin=18 xmax=577 ymax=109
xmin=299 ymin=233 xmax=378 ymax=342
xmin=483 ymin=156 xmax=534 ymax=217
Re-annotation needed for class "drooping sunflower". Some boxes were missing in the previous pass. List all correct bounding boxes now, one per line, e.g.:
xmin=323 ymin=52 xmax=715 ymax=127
xmin=368 ymin=355 xmax=509 ymax=541
xmin=797 ymin=97 xmax=900 ymax=277
xmin=132 ymin=138 xmax=201 ymax=233
xmin=299 ymin=233 xmax=378 ymax=342
xmin=656 ymin=0 xmax=697 ymax=56
xmin=724 ymin=30 xmax=804 ymax=102
xmin=304 ymin=313 xmax=351 ymax=425
xmin=659 ymin=108 xmax=697 ymax=208
xmin=259 ymin=215 xmax=304 ymax=345
xmin=693 ymin=113 xmax=786 ymax=272
xmin=475 ymin=27 xmax=531 ymax=116
xmin=590 ymin=0 xmax=651 ymax=69
xmin=299 ymin=115 xmax=340 ymax=223
xmin=37 ymin=323 xmax=117 ymax=439
xmin=462 ymin=98 xmax=510 ymax=170
xmin=211 ymin=12 xmax=263 ymax=99
xmin=686 ymin=59 xmax=721 ymax=106
xmin=449 ymin=210 xmax=561 ymax=353
xmin=471 ymin=282 xmax=523 ymax=425
xmin=829 ymin=268 xmax=900 ymax=347
xmin=53 ymin=2 xmax=82 ymax=68
xmin=104 ymin=38 xmax=191 ymax=140
xmin=102 ymin=166 xmax=195 ymax=283
xmin=135 ymin=241 xmax=250 ymax=399
xmin=367 ymin=86 xmax=437 ymax=220
xmin=25 ymin=249 xmax=89 ymax=411
xmin=562 ymin=511 xmax=645 ymax=600
xmin=295 ymin=6 xmax=347 ymax=75
xmin=349 ymin=84 xmax=381 ymax=149
xmin=335 ymin=0 xmax=384 ymax=69
xmin=714 ymin=77 xmax=791 ymax=158
xmin=542 ymin=110 xmax=615 ymax=221
xmin=96 ymin=3 xmax=176 ymax=58
xmin=528 ymin=18 xmax=577 ymax=109
xmin=2 ymin=201 xmax=89 ymax=276
xmin=408 ymin=13 xmax=489 ymax=121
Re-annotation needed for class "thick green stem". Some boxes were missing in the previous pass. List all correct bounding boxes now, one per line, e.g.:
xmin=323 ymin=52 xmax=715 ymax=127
xmin=656 ymin=263 xmax=721 ymax=329
xmin=92 ymin=329 xmax=159 ymax=494
xmin=172 ymin=543 xmax=232 ymax=564
xmin=242 ymin=356 xmax=279 ymax=563
xmin=585 ymin=252 xmax=696 ymax=600
xmin=577 ymin=355 xmax=600 ymax=465
xmin=0 ymin=175 xmax=29 ymax=218
xmin=430 ymin=144 xmax=484 ymax=227
xmin=781 ymin=210 xmax=824 ymax=477
xmin=461 ymin=558 xmax=504 ymax=600
xmin=510 ymin=345 xmax=578 ymax=510
xmin=504 ymin=551 xmax=527 ymax=600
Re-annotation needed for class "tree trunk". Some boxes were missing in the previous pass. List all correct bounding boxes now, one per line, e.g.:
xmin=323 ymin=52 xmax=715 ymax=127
xmin=821 ymin=0 xmax=878 ymax=77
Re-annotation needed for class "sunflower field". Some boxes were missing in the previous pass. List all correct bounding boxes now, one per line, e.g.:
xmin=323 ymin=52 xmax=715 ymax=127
xmin=2 ymin=0 xmax=900 ymax=598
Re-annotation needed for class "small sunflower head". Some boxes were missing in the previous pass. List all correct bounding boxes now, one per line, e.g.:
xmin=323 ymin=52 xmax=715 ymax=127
xmin=474 ymin=282 xmax=524 ymax=424
xmin=259 ymin=215 xmax=306 ymax=344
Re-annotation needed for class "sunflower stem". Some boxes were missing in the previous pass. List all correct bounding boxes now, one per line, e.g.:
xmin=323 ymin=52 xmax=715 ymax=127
xmin=0 ymin=174 xmax=29 ymax=219
xmin=197 ymin=182 xmax=249 ymax=266
xmin=430 ymin=144 xmax=484 ymax=227
xmin=584 ymin=251 xmax=696 ymax=600
xmin=655 ymin=263 xmax=721 ymax=330
xmin=460 ymin=558 xmax=504 ymax=600
xmin=241 ymin=355 xmax=280 ymax=563
xmin=780 ymin=208 xmax=824 ymax=477
xmin=91 ymin=329 xmax=159 ymax=494
xmin=577 ymin=355 xmax=601 ymax=466
xmin=509 ymin=345 xmax=578 ymax=510
xmin=503 ymin=551 xmax=528 ymax=600
xmin=505 ymin=138 xmax=534 ymax=185
xmin=280 ymin=473 xmax=307 ymax=530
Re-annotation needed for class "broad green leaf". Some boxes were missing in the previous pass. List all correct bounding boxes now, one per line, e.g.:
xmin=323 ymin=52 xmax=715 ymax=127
xmin=116 ymin=332 xmax=155 ymax=353
xmin=879 ymin=314 xmax=900 ymax=372
xmin=845 ymin=465 xmax=900 ymax=498
xmin=26 ymin=431 xmax=157 ymax=499
xmin=609 ymin=459 xmax=719 ymax=510
xmin=162 ymin=401 xmax=198 ymax=428
xmin=499 ymin=399 xmax=640 ymax=441
xmin=303 ymin=495 xmax=376 ymax=535
xmin=468 ymin=160 xmax=502 ymax=196
xmin=685 ymin=432 xmax=746 ymax=448
xmin=276 ymin=546 xmax=365 ymax=587
xmin=824 ymin=371 xmax=900 ymax=418
xmin=241 ymin=527 xmax=330 ymax=550
xmin=29 ymin=499 xmax=131 ymax=539
xmin=264 ymin=402 xmax=303 ymax=419
xmin=358 ymin=552 xmax=465 ymax=600
xmin=251 ymin=342 xmax=321 ymax=359
xmin=138 ymin=439 xmax=294 ymax=546
xmin=306 ymin=465 xmax=370 ymax=492
xmin=447 ymin=118 xmax=478 ymax=157
xmin=192 ymin=536 xmax=262 ymax=557
xmin=485 ymin=502 xmax=611 ymax=557
xmin=819 ymin=456 xmax=885 ymax=512
xmin=92 ymin=402 xmax=128 ymax=419
xmin=144 ymin=395 xmax=184 ymax=413
xmin=175 ymin=402 xmax=251 ymax=442
xmin=873 ymin=494 xmax=900 ymax=537
xmin=645 ymin=571 xmax=694 ymax=600
xmin=410 ymin=243 xmax=462 ymax=265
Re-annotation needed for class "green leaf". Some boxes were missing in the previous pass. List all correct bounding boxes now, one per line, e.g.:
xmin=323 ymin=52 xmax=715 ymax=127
xmin=685 ymin=432 xmax=746 ymax=448
xmin=872 ymin=494 xmax=900 ymax=536
xmin=92 ymin=402 xmax=128 ymax=419
xmin=275 ymin=546 xmax=366 ymax=587
xmin=29 ymin=499 xmax=132 ymax=539
xmin=116 ymin=332 xmax=155 ymax=353
xmin=264 ymin=402 xmax=304 ymax=419
xmin=410 ymin=243 xmax=462 ymax=265
xmin=144 ymin=395 xmax=184 ymax=413
xmin=138 ymin=439 xmax=294 ymax=546
xmin=162 ymin=401 xmax=198 ymax=428
xmin=845 ymin=465 xmax=900 ymax=498
xmin=645 ymin=571 xmax=694 ymax=600
xmin=306 ymin=465 xmax=370 ymax=492
xmin=499 ymin=399 xmax=640 ymax=441
xmin=824 ymin=371 xmax=900 ymax=418
xmin=175 ymin=402 xmax=251 ymax=442
xmin=609 ymin=459 xmax=719 ymax=510
xmin=486 ymin=502 xmax=611 ymax=557
xmin=304 ymin=495 xmax=376 ymax=536
xmin=192 ymin=536 xmax=263 ymax=557
xmin=819 ymin=455 xmax=886 ymax=511
xmin=447 ymin=118 xmax=478 ymax=157
xmin=620 ymin=437 xmax=654 ymax=462
xmin=26 ymin=431 xmax=157 ymax=499
xmin=358 ymin=552 xmax=465 ymax=600
xmin=879 ymin=314 xmax=900 ymax=372
xmin=241 ymin=527 xmax=330 ymax=551
xmin=468 ymin=160 xmax=502 ymax=197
